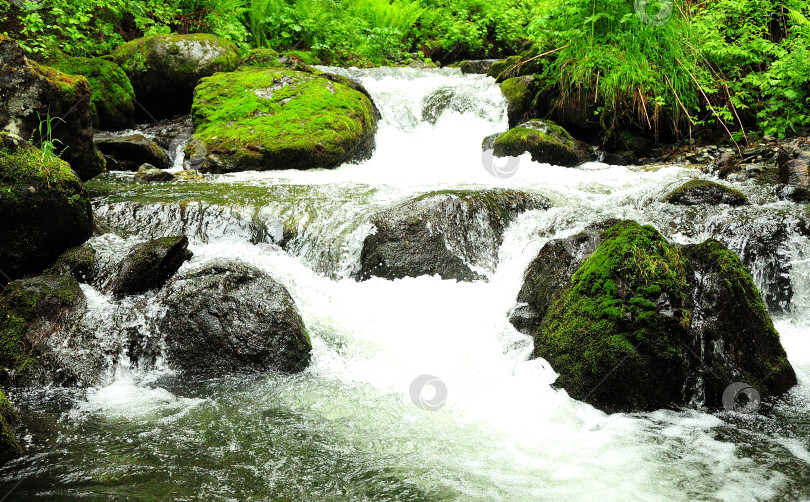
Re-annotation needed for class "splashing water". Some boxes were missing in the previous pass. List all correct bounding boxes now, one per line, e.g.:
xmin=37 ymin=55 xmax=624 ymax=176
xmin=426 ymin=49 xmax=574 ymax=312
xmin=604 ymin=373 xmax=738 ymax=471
xmin=3 ymin=67 xmax=810 ymax=501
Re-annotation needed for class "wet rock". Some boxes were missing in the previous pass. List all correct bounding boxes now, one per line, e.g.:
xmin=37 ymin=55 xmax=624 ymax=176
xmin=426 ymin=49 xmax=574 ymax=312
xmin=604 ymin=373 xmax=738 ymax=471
xmin=191 ymin=67 xmax=377 ymax=173
xmin=0 ymin=274 xmax=107 ymax=386
xmin=421 ymin=86 xmax=491 ymax=125
xmin=509 ymin=220 xmax=618 ymax=335
xmin=460 ymin=59 xmax=500 ymax=74
xmin=139 ymin=114 xmax=194 ymax=150
xmin=173 ymin=169 xmax=205 ymax=181
xmin=513 ymin=220 xmax=796 ymax=412
xmin=112 ymin=33 xmax=241 ymax=119
xmin=108 ymin=236 xmax=192 ymax=297
xmin=664 ymin=180 xmax=748 ymax=206
xmin=358 ymin=189 xmax=549 ymax=282
xmin=0 ymin=36 xmax=105 ymax=181
xmin=493 ymin=120 xmax=590 ymax=167
xmin=500 ymin=76 xmax=539 ymax=128
xmin=777 ymin=142 xmax=810 ymax=188
xmin=776 ymin=185 xmax=810 ymax=203
xmin=713 ymin=150 xmax=740 ymax=178
xmin=0 ymin=390 xmax=20 ymax=463
xmin=481 ymin=133 xmax=502 ymax=151
xmin=95 ymin=134 xmax=171 ymax=171
xmin=534 ymin=87 xmax=601 ymax=142
xmin=44 ymin=244 xmax=96 ymax=283
xmin=0 ymin=134 xmax=93 ymax=283
xmin=45 ymin=56 xmax=136 ymax=131
xmin=160 ymin=260 xmax=311 ymax=375
xmin=134 ymin=164 xmax=176 ymax=183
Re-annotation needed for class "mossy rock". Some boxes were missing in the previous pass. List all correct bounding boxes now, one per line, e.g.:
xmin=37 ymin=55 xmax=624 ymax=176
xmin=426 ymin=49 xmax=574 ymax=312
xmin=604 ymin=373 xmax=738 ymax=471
xmin=241 ymin=48 xmax=282 ymax=68
xmin=521 ymin=221 xmax=796 ymax=412
xmin=486 ymin=56 xmax=519 ymax=80
xmin=0 ymin=36 xmax=105 ymax=181
xmin=0 ymin=389 xmax=20 ymax=463
xmin=112 ymin=33 xmax=241 ymax=119
xmin=191 ymin=67 xmax=377 ymax=173
xmin=459 ymin=59 xmax=499 ymax=75
xmin=500 ymin=76 xmax=539 ymax=128
xmin=0 ymin=274 xmax=105 ymax=386
xmin=493 ymin=120 xmax=590 ymax=167
xmin=665 ymin=180 xmax=748 ymax=206
xmin=44 ymin=244 xmax=96 ymax=283
xmin=133 ymin=164 xmax=175 ymax=183
xmin=45 ymin=57 xmax=135 ymax=131
xmin=0 ymin=134 xmax=93 ymax=282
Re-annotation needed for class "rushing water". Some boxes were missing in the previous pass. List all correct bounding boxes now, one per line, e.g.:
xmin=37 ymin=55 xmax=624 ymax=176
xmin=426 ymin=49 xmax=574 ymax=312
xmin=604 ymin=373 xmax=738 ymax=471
xmin=3 ymin=67 xmax=810 ymax=501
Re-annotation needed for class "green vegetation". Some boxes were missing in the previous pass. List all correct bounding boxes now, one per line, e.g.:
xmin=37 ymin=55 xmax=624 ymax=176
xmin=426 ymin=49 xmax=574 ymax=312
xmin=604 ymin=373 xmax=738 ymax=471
xmin=191 ymin=66 xmax=377 ymax=172
xmin=2 ymin=0 xmax=810 ymax=141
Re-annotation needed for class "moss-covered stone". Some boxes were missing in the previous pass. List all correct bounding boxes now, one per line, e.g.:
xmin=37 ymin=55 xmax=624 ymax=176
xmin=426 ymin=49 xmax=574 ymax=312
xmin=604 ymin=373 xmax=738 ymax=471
xmin=665 ymin=179 xmax=748 ymax=206
xmin=191 ymin=67 xmax=377 ymax=172
xmin=112 ymin=33 xmax=241 ymax=119
xmin=241 ymin=48 xmax=282 ymax=68
xmin=108 ymin=235 xmax=192 ymax=297
xmin=0 ymin=134 xmax=93 ymax=282
xmin=44 ymin=244 xmax=96 ymax=283
xmin=493 ymin=120 xmax=590 ymax=167
xmin=0 ymin=274 xmax=85 ymax=384
xmin=0 ymin=36 xmax=105 ymax=181
xmin=45 ymin=57 xmax=135 ymax=131
xmin=500 ymin=76 xmax=538 ymax=128
xmin=522 ymin=221 xmax=796 ymax=412
xmin=0 ymin=389 xmax=20 ymax=463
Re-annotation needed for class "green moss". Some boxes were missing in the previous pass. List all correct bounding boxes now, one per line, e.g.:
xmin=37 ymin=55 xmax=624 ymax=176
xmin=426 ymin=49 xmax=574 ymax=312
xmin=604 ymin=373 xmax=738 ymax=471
xmin=0 ymin=389 xmax=20 ymax=462
xmin=45 ymin=57 xmax=135 ymax=130
xmin=0 ymin=137 xmax=84 ymax=204
xmin=493 ymin=120 xmax=585 ymax=167
xmin=280 ymin=50 xmax=321 ymax=65
xmin=242 ymin=48 xmax=282 ymax=68
xmin=537 ymin=221 xmax=690 ymax=411
xmin=0 ymin=275 xmax=82 ymax=381
xmin=191 ymin=67 xmax=377 ymax=172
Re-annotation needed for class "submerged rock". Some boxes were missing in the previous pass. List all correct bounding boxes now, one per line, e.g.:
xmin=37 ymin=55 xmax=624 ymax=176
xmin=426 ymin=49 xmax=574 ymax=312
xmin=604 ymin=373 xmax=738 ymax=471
xmin=493 ymin=120 xmax=590 ymax=167
xmin=0 ymin=134 xmax=93 ymax=282
xmin=160 ymin=261 xmax=311 ymax=375
xmin=112 ymin=33 xmax=241 ymax=119
xmin=358 ymin=189 xmax=549 ymax=282
xmin=0 ymin=275 xmax=107 ymax=386
xmin=191 ymin=67 xmax=377 ymax=172
xmin=664 ymin=179 xmax=748 ymax=206
xmin=134 ymin=164 xmax=176 ymax=183
xmin=0 ymin=36 xmax=105 ymax=181
xmin=421 ymin=85 xmax=494 ymax=125
xmin=512 ymin=220 xmax=796 ymax=412
xmin=45 ymin=56 xmax=136 ymax=131
xmin=95 ymin=134 xmax=171 ymax=171
xmin=107 ymin=236 xmax=192 ymax=297
xmin=44 ymin=244 xmax=97 ymax=283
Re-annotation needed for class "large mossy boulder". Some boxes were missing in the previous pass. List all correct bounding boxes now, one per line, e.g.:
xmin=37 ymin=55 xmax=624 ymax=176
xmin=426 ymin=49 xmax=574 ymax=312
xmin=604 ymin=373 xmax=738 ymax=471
xmin=0 ymin=36 xmax=105 ymax=181
xmin=0 ymin=274 xmax=106 ymax=386
xmin=0 ymin=134 xmax=93 ymax=282
xmin=358 ymin=189 xmax=549 ymax=282
xmin=500 ymin=76 xmax=538 ymax=128
xmin=106 ymin=236 xmax=192 ymax=297
xmin=0 ymin=389 xmax=20 ymax=462
xmin=159 ymin=261 xmax=312 ymax=375
xmin=665 ymin=179 xmax=748 ymax=206
xmin=95 ymin=133 xmax=171 ymax=171
xmin=512 ymin=221 xmax=796 ymax=412
xmin=493 ymin=120 xmax=590 ymax=167
xmin=112 ymin=33 xmax=241 ymax=119
xmin=190 ymin=67 xmax=377 ymax=173
xmin=46 ymin=57 xmax=135 ymax=131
